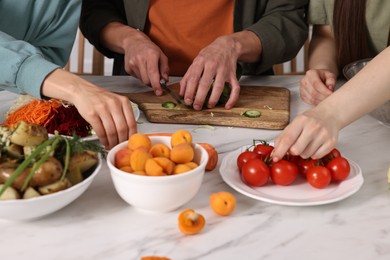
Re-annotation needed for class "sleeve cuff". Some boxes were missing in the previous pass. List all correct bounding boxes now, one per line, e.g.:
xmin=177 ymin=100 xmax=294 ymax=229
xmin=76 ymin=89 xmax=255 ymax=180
xmin=16 ymin=54 xmax=60 ymax=99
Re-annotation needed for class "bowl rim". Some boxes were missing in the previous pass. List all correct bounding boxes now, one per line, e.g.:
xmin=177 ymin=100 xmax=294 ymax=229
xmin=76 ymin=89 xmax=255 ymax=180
xmin=343 ymin=58 xmax=372 ymax=80
xmin=107 ymin=136 xmax=209 ymax=181
xmin=0 ymin=154 xmax=102 ymax=205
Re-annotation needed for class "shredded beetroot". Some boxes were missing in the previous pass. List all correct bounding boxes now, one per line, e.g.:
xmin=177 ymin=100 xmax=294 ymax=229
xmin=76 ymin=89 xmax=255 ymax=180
xmin=45 ymin=105 xmax=92 ymax=137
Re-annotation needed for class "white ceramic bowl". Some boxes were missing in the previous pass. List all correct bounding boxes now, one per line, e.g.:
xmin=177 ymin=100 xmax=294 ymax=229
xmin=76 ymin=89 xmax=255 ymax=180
xmin=107 ymin=136 xmax=208 ymax=213
xmin=343 ymin=58 xmax=390 ymax=126
xmin=0 ymin=155 xmax=102 ymax=221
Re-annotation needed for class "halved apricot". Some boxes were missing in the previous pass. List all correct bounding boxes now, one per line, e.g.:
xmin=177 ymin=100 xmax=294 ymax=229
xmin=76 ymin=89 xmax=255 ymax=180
xmin=178 ymin=209 xmax=206 ymax=235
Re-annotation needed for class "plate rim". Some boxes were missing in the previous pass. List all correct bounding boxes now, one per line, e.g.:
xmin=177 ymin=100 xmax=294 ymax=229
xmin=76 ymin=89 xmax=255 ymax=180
xmin=219 ymin=145 xmax=364 ymax=206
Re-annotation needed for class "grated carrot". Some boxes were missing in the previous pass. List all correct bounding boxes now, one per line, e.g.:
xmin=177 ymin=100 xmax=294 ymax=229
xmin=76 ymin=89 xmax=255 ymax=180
xmin=3 ymin=99 xmax=62 ymax=128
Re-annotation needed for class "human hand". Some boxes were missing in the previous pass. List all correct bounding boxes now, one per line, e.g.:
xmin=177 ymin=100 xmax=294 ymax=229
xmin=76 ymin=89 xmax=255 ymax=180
xmin=179 ymin=36 xmax=240 ymax=110
xmin=42 ymin=70 xmax=137 ymax=149
xmin=71 ymin=87 xmax=137 ymax=149
xmin=300 ymin=69 xmax=336 ymax=105
xmin=271 ymin=109 xmax=339 ymax=162
xmin=123 ymin=32 xmax=169 ymax=96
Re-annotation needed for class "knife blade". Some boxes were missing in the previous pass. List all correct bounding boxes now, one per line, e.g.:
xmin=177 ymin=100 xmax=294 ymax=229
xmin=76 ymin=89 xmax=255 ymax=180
xmin=160 ymin=79 xmax=184 ymax=105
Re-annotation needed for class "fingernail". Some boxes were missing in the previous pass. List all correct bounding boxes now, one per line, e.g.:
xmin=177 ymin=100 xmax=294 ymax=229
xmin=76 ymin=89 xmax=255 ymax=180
xmin=193 ymin=104 xmax=201 ymax=110
xmin=185 ymin=98 xmax=192 ymax=105
xmin=155 ymin=90 xmax=162 ymax=96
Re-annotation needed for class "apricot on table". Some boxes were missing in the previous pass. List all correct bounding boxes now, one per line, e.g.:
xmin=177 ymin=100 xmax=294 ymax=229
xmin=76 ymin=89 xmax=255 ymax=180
xmin=171 ymin=129 xmax=192 ymax=147
xmin=198 ymin=143 xmax=218 ymax=171
xmin=128 ymin=133 xmax=152 ymax=151
xmin=141 ymin=256 xmax=171 ymax=260
xmin=210 ymin=191 xmax=236 ymax=216
xmin=178 ymin=208 xmax=206 ymax=235
xmin=170 ymin=142 xmax=194 ymax=164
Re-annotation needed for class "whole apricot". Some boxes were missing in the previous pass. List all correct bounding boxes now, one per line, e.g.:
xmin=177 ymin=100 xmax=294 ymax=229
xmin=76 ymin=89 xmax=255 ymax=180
xmin=170 ymin=142 xmax=194 ymax=164
xmin=130 ymin=148 xmax=152 ymax=172
xmin=115 ymin=148 xmax=132 ymax=169
xmin=198 ymin=143 xmax=218 ymax=171
xmin=178 ymin=209 xmax=206 ymax=235
xmin=210 ymin=191 xmax=236 ymax=216
xmin=150 ymin=143 xmax=171 ymax=158
xmin=128 ymin=133 xmax=152 ymax=151
xmin=171 ymin=129 xmax=192 ymax=147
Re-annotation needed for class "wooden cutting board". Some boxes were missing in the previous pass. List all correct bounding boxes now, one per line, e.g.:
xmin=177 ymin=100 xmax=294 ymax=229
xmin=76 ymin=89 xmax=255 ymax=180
xmin=120 ymin=83 xmax=290 ymax=130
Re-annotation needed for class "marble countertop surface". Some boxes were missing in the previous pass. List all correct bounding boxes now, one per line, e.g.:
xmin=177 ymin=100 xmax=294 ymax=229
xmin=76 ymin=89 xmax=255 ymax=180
xmin=0 ymin=75 xmax=389 ymax=260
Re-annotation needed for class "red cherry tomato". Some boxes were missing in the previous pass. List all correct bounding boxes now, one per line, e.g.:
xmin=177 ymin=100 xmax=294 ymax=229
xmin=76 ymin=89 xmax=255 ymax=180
xmin=253 ymin=143 xmax=274 ymax=160
xmin=326 ymin=157 xmax=350 ymax=182
xmin=237 ymin=151 xmax=261 ymax=172
xmin=306 ymin=166 xmax=332 ymax=189
xmin=296 ymin=157 xmax=319 ymax=177
xmin=322 ymin=148 xmax=341 ymax=165
xmin=241 ymin=158 xmax=270 ymax=187
xmin=270 ymin=159 xmax=298 ymax=186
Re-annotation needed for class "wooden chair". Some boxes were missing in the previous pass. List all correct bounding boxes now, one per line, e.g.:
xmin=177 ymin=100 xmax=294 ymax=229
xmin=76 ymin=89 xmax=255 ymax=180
xmin=273 ymin=39 xmax=309 ymax=75
xmin=64 ymin=31 xmax=105 ymax=75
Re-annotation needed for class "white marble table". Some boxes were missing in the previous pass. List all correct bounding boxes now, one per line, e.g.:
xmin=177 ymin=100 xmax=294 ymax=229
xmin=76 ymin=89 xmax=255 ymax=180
xmin=1 ymin=76 xmax=389 ymax=260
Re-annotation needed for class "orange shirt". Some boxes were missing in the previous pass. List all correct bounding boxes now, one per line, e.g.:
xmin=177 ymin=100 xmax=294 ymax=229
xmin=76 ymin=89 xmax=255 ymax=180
xmin=145 ymin=0 xmax=234 ymax=76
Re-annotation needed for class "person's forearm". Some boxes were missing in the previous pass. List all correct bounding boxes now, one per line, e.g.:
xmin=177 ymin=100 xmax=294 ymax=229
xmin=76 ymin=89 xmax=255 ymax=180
xmin=312 ymin=47 xmax=390 ymax=129
xmin=41 ymin=69 xmax=95 ymax=102
xmin=228 ymin=30 xmax=262 ymax=63
xmin=308 ymin=25 xmax=338 ymax=76
xmin=100 ymin=22 xmax=149 ymax=54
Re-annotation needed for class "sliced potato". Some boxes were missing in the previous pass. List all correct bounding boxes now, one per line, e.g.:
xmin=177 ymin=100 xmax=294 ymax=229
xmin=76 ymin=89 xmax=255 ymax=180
xmin=66 ymin=167 xmax=84 ymax=185
xmin=0 ymin=184 xmax=20 ymax=200
xmin=23 ymin=187 xmax=41 ymax=199
xmin=4 ymin=143 xmax=24 ymax=159
xmin=69 ymin=151 xmax=98 ymax=173
xmin=10 ymin=121 xmax=48 ymax=146
xmin=38 ymin=178 xmax=71 ymax=195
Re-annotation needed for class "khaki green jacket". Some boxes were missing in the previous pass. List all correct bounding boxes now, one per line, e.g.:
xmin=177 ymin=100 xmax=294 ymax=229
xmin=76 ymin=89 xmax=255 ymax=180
xmin=80 ymin=0 xmax=308 ymax=75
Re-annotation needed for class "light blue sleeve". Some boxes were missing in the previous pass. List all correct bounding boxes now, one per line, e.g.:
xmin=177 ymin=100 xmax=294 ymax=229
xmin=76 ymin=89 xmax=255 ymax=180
xmin=0 ymin=0 xmax=81 ymax=98
xmin=0 ymin=31 xmax=60 ymax=98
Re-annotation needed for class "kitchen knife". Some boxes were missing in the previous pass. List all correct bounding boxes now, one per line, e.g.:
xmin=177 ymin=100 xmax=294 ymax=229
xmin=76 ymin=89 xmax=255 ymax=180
xmin=160 ymin=79 xmax=184 ymax=105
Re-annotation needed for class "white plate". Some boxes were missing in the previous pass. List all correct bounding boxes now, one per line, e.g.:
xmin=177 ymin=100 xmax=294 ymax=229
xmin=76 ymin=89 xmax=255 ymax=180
xmin=220 ymin=146 xmax=364 ymax=206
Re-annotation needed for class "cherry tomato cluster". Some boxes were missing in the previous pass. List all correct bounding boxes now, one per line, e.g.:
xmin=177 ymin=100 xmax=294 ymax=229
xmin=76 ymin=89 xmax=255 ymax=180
xmin=236 ymin=140 xmax=351 ymax=189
